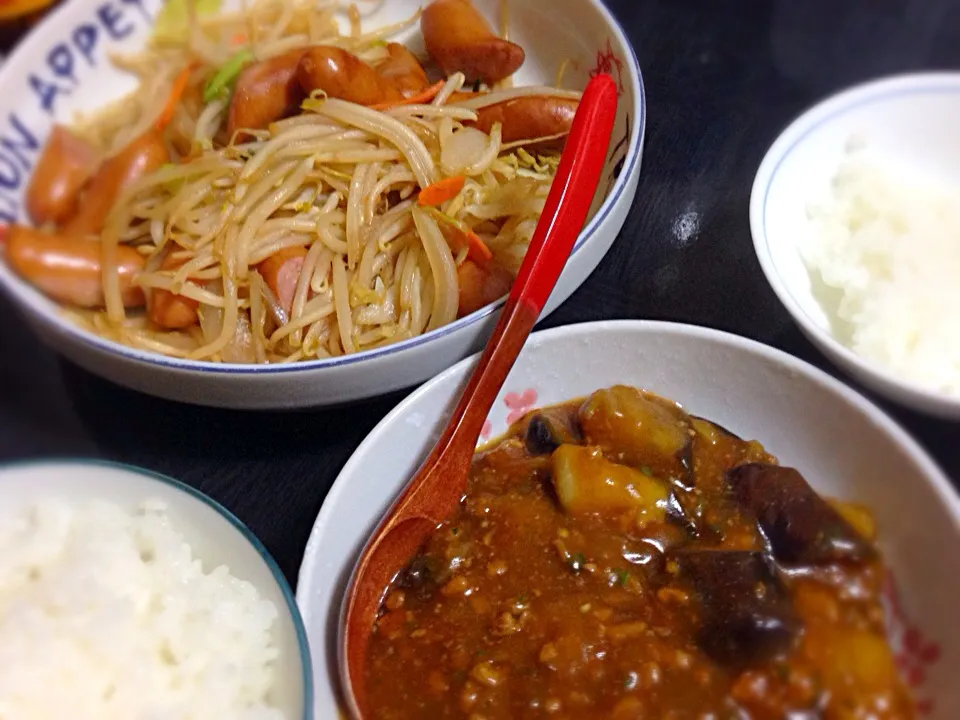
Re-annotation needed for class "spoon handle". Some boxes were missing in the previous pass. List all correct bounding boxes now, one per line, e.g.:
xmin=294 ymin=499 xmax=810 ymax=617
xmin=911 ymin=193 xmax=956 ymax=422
xmin=340 ymin=76 xmax=621 ymax=718
xmin=436 ymin=73 xmax=620 ymax=459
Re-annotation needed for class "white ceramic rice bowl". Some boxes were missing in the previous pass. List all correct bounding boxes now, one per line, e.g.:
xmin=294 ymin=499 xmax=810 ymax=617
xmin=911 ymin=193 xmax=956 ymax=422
xmin=297 ymin=320 xmax=960 ymax=718
xmin=750 ymin=72 xmax=960 ymax=419
xmin=0 ymin=0 xmax=644 ymax=409
xmin=0 ymin=460 xmax=313 ymax=718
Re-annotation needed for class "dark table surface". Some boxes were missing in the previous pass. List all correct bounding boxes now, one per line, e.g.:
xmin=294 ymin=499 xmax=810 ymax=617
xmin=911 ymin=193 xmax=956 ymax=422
xmin=1 ymin=0 xmax=958 ymax=587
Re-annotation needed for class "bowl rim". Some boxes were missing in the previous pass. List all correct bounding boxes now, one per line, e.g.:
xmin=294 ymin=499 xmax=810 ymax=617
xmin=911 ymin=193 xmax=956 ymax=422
xmin=0 ymin=457 xmax=315 ymax=719
xmin=749 ymin=70 xmax=960 ymax=410
xmin=296 ymin=317 xmax=960 ymax=606
xmin=0 ymin=0 xmax=647 ymax=376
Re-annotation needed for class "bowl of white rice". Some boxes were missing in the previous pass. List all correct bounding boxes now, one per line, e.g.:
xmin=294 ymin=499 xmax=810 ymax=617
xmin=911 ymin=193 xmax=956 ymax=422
xmin=750 ymin=72 xmax=960 ymax=419
xmin=0 ymin=460 xmax=313 ymax=720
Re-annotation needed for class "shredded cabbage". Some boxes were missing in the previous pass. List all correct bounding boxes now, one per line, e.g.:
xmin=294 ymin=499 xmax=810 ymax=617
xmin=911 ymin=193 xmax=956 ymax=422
xmin=154 ymin=0 xmax=222 ymax=42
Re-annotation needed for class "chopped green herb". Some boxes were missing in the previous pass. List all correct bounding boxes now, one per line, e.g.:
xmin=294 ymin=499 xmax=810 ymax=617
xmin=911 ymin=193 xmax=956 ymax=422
xmin=640 ymin=465 xmax=653 ymax=476
xmin=451 ymin=527 xmax=459 ymax=536
xmin=203 ymin=49 xmax=255 ymax=103
xmin=616 ymin=569 xmax=630 ymax=586
xmin=517 ymin=593 xmax=528 ymax=604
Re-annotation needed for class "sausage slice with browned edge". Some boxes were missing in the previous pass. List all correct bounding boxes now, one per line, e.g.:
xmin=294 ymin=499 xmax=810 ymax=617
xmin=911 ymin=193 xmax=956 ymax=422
xmin=376 ymin=43 xmax=430 ymax=97
xmin=148 ymin=254 xmax=200 ymax=330
xmin=5 ymin=225 xmax=145 ymax=308
xmin=227 ymin=48 xmax=307 ymax=138
xmin=421 ymin=0 xmax=525 ymax=84
xmin=25 ymin=125 xmax=98 ymax=227
xmin=297 ymin=47 xmax=404 ymax=107
xmin=61 ymin=128 xmax=170 ymax=237
xmin=456 ymin=259 xmax=513 ymax=317
xmin=228 ymin=46 xmax=408 ymax=137
xmin=471 ymin=96 xmax=579 ymax=149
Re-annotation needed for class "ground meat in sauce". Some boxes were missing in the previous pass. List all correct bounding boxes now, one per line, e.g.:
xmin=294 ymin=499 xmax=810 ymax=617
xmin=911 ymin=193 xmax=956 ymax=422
xmin=364 ymin=386 xmax=914 ymax=719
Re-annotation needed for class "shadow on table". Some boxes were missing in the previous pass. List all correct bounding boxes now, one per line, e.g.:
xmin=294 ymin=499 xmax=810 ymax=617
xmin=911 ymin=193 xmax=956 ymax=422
xmin=57 ymin=360 xmax=413 ymax=585
xmin=59 ymin=360 xmax=408 ymax=463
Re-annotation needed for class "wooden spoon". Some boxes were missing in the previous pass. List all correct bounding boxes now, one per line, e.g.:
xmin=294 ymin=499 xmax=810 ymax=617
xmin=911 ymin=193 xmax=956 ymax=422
xmin=339 ymin=73 xmax=620 ymax=718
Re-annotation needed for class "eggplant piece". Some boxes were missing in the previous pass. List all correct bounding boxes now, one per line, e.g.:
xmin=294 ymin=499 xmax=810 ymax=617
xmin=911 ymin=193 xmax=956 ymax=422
xmin=394 ymin=553 xmax=442 ymax=601
xmin=727 ymin=463 xmax=876 ymax=565
xmin=522 ymin=406 xmax=582 ymax=455
xmin=474 ymin=436 xmax=551 ymax=480
xmin=691 ymin=415 xmax=743 ymax=441
xmin=667 ymin=550 xmax=800 ymax=667
xmin=579 ymin=386 xmax=692 ymax=483
xmin=690 ymin=415 xmax=746 ymax=445
xmin=551 ymin=444 xmax=669 ymax=525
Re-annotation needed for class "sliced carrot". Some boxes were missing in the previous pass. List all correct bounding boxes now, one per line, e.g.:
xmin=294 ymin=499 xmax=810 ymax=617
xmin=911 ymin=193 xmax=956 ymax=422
xmin=155 ymin=63 xmax=196 ymax=131
xmin=447 ymin=223 xmax=493 ymax=264
xmin=368 ymin=79 xmax=446 ymax=110
xmin=424 ymin=206 xmax=493 ymax=264
xmin=418 ymin=175 xmax=465 ymax=207
xmin=463 ymin=227 xmax=493 ymax=263
xmin=230 ymin=32 xmax=247 ymax=46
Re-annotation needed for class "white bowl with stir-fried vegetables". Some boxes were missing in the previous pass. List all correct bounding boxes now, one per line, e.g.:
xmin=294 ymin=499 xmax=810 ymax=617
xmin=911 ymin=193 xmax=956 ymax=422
xmin=0 ymin=0 xmax=643 ymax=408
xmin=297 ymin=320 xmax=960 ymax=719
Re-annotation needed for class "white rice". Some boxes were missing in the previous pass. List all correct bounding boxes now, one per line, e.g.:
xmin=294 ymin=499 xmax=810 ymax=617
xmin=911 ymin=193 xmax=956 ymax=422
xmin=803 ymin=147 xmax=960 ymax=396
xmin=0 ymin=498 xmax=286 ymax=720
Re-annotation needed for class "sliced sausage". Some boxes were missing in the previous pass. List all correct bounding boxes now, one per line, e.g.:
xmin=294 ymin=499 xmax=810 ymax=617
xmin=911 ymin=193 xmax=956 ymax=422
xmin=421 ymin=0 xmax=525 ymax=84
xmin=5 ymin=225 xmax=145 ymax=308
xmin=470 ymin=96 xmax=578 ymax=149
xmin=25 ymin=125 xmax=98 ymax=226
xmin=227 ymin=48 xmax=306 ymax=138
xmin=61 ymin=128 xmax=169 ymax=237
xmin=456 ymin=258 xmax=513 ymax=317
xmin=376 ymin=43 xmax=430 ymax=97
xmin=297 ymin=46 xmax=403 ymax=107
xmin=257 ymin=246 xmax=308 ymax=315
xmin=148 ymin=254 xmax=199 ymax=330
xmin=149 ymin=288 xmax=198 ymax=330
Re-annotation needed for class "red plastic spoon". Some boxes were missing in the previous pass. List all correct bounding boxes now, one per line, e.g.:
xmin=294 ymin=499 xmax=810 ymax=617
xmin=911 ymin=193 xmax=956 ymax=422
xmin=339 ymin=73 xmax=619 ymax=719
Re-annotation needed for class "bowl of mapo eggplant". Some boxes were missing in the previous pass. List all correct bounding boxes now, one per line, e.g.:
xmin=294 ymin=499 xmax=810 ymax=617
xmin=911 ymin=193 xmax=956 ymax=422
xmin=0 ymin=0 xmax=643 ymax=408
xmin=297 ymin=320 xmax=960 ymax=719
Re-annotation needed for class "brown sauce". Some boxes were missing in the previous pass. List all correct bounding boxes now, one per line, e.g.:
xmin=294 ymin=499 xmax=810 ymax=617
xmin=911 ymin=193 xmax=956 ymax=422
xmin=365 ymin=385 xmax=913 ymax=719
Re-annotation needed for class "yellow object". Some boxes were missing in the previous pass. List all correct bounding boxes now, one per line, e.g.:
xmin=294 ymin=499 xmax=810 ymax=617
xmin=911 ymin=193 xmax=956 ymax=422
xmin=153 ymin=0 xmax=221 ymax=41
xmin=551 ymin=444 xmax=669 ymax=522
xmin=829 ymin=498 xmax=878 ymax=540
